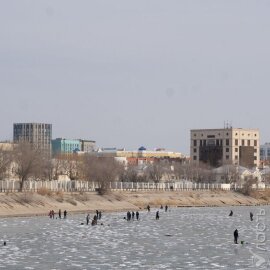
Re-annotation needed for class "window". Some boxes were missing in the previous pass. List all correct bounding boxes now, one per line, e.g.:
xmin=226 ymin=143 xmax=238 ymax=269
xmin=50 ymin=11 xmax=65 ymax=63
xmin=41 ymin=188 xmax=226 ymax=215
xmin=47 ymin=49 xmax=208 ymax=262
xmin=248 ymin=140 xmax=250 ymax=146
xmin=254 ymin=140 xmax=257 ymax=147
xmin=193 ymin=140 xmax=197 ymax=147
xmin=226 ymin=139 xmax=229 ymax=146
xmin=226 ymin=155 xmax=229 ymax=160
xmin=226 ymin=148 xmax=229 ymax=152
xmin=242 ymin=140 xmax=245 ymax=146
xmin=193 ymin=156 xmax=197 ymax=160
xmin=235 ymin=155 xmax=238 ymax=160
xmin=235 ymin=148 xmax=238 ymax=152
xmin=235 ymin=139 xmax=238 ymax=146
xmin=254 ymin=156 xmax=257 ymax=160
xmin=194 ymin=134 xmax=197 ymax=137
xmin=193 ymin=148 xmax=197 ymax=153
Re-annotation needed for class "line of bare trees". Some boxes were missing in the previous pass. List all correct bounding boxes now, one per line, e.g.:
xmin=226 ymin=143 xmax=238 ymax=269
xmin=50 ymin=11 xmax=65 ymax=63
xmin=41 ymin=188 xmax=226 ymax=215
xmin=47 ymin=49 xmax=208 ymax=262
xmin=0 ymin=142 xmax=264 ymax=193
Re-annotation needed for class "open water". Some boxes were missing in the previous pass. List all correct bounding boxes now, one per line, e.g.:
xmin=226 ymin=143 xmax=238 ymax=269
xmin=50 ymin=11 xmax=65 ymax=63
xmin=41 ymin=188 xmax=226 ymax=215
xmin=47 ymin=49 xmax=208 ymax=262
xmin=0 ymin=206 xmax=270 ymax=270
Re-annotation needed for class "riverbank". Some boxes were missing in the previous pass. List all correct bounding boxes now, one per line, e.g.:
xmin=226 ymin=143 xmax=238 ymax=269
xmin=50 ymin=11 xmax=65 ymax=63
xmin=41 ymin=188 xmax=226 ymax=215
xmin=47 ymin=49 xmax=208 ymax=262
xmin=0 ymin=190 xmax=269 ymax=218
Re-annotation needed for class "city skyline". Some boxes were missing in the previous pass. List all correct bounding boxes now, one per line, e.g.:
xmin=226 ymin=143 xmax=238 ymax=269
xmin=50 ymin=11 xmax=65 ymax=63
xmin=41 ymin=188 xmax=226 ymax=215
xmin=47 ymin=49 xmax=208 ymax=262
xmin=1 ymin=1 xmax=270 ymax=154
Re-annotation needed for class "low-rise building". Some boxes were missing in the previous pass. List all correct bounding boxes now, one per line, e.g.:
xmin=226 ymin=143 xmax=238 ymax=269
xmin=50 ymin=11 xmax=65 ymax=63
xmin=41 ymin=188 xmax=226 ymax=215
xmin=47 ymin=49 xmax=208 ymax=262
xmin=52 ymin=138 xmax=81 ymax=156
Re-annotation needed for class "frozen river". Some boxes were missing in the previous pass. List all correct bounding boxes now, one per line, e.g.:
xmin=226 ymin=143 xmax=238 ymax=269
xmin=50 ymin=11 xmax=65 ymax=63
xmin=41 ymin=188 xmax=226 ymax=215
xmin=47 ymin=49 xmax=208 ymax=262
xmin=0 ymin=206 xmax=270 ymax=269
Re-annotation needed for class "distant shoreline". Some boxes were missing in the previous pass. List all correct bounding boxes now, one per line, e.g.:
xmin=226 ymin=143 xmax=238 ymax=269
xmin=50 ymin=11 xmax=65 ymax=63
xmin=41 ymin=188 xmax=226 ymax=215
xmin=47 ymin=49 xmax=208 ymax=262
xmin=0 ymin=190 xmax=268 ymax=218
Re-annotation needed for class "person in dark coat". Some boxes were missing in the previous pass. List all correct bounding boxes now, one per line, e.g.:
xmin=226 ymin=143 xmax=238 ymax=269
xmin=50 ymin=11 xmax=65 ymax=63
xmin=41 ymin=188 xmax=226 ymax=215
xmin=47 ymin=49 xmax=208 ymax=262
xmin=234 ymin=229 xmax=239 ymax=244
xmin=229 ymin=210 xmax=233 ymax=216
xmin=64 ymin=210 xmax=67 ymax=219
xmin=147 ymin=205 xmax=150 ymax=212
xmin=136 ymin=211 xmax=139 ymax=220
xmin=156 ymin=211 xmax=159 ymax=220
xmin=86 ymin=214 xmax=90 ymax=225
xmin=250 ymin=212 xmax=254 ymax=221
xmin=59 ymin=209 xmax=62 ymax=219
xmin=165 ymin=205 xmax=168 ymax=212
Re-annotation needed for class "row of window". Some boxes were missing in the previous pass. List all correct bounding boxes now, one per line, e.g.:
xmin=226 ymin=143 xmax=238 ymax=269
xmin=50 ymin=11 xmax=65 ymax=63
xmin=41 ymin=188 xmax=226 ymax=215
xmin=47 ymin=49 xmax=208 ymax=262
xmin=193 ymin=133 xmax=257 ymax=137
xmin=193 ymin=139 xmax=258 ymax=147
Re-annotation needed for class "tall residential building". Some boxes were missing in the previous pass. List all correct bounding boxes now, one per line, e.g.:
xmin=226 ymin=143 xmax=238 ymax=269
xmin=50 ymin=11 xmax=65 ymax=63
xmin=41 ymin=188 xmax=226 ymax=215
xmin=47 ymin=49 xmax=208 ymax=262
xmin=190 ymin=128 xmax=260 ymax=168
xmin=13 ymin=123 xmax=52 ymax=154
xmin=52 ymin=138 xmax=81 ymax=156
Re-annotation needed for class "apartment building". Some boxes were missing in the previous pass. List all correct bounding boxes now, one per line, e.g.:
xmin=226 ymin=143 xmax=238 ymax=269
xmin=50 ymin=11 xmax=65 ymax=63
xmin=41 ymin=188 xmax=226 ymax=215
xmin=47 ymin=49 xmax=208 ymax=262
xmin=13 ymin=123 xmax=52 ymax=154
xmin=190 ymin=128 xmax=260 ymax=168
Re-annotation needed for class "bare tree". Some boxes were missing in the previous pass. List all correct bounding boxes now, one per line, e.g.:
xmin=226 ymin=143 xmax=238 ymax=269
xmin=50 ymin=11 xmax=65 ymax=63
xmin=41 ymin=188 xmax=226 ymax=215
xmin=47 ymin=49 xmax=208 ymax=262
xmin=145 ymin=162 xmax=168 ymax=183
xmin=12 ymin=142 xmax=45 ymax=190
xmin=120 ymin=165 xmax=139 ymax=182
xmin=0 ymin=146 xmax=12 ymax=180
xmin=81 ymin=156 xmax=124 ymax=194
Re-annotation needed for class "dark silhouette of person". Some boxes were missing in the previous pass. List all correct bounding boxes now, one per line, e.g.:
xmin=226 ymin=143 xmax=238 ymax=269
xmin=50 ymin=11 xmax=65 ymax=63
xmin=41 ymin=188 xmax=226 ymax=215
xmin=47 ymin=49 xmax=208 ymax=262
xmin=96 ymin=210 xmax=99 ymax=217
xmin=59 ymin=209 xmax=62 ymax=219
xmin=3 ymin=241 xmax=6 ymax=246
xmin=86 ymin=214 xmax=90 ymax=225
xmin=52 ymin=210 xmax=55 ymax=219
xmin=234 ymin=229 xmax=239 ymax=244
xmin=229 ymin=210 xmax=233 ymax=216
xmin=136 ymin=211 xmax=139 ymax=220
xmin=165 ymin=205 xmax=168 ymax=212
xmin=98 ymin=211 xmax=102 ymax=220
xmin=250 ymin=212 xmax=254 ymax=221
xmin=127 ymin=211 xmax=131 ymax=221
xmin=147 ymin=205 xmax=150 ymax=212
xmin=132 ymin=211 xmax=135 ymax=220
xmin=64 ymin=210 xmax=67 ymax=219
xmin=160 ymin=205 xmax=163 ymax=209
xmin=156 ymin=211 xmax=159 ymax=220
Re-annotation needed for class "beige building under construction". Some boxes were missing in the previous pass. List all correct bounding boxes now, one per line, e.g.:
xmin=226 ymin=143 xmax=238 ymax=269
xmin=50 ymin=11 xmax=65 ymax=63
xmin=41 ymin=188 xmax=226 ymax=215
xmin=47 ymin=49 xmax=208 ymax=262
xmin=190 ymin=128 xmax=260 ymax=168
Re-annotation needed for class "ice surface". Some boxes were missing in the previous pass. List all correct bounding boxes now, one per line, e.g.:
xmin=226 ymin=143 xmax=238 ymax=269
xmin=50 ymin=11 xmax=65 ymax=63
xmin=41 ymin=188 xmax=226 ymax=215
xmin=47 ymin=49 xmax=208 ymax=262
xmin=0 ymin=206 xmax=269 ymax=269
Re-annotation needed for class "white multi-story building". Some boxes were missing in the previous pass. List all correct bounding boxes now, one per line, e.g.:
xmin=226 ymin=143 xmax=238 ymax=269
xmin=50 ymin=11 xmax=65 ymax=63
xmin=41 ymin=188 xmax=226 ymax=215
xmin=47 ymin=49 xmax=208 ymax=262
xmin=190 ymin=128 xmax=260 ymax=168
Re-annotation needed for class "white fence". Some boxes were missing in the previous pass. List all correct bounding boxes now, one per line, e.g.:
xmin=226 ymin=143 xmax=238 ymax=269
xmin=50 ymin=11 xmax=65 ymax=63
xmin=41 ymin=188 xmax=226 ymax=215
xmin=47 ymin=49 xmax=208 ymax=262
xmin=0 ymin=180 xmax=265 ymax=193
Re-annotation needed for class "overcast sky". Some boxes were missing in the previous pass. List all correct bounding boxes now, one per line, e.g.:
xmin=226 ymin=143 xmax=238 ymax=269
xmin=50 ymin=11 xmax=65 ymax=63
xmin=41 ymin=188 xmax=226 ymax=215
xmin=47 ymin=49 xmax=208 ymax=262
xmin=1 ymin=1 xmax=270 ymax=154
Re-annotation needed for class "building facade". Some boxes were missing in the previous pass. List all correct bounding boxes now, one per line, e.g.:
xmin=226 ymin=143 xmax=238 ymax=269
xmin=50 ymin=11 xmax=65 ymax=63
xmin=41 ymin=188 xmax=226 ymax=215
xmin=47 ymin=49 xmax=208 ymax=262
xmin=13 ymin=123 xmax=52 ymax=154
xmin=190 ymin=128 xmax=260 ymax=168
xmin=91 ymin=147 xmax=185 ymax=165
xmin=260 ymin=143 xmax=270 ymax=163
xmin=52 ymin=138 xmax=81 ymax=156
xmin=79 ymin=139 xmax=96 ymax=152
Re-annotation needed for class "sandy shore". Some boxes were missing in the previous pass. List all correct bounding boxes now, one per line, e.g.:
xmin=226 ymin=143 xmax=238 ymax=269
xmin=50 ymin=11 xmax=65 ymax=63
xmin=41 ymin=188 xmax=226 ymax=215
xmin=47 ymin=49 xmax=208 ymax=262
xmin=0 ymin=190 xmax=268 ymax=218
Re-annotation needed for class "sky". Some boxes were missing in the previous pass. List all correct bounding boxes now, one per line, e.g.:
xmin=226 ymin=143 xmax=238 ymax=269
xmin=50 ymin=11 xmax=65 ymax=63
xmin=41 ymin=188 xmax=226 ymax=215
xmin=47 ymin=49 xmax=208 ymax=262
xmin=1 ymin=0 xmax=270 ymax=155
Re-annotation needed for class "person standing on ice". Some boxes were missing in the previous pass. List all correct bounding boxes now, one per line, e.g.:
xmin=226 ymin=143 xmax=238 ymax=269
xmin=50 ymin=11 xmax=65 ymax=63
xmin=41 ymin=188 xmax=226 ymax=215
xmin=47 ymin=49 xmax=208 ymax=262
xmin=136 ymin=211 xmax=139 ymax=220
xmin=229 ymin=210 xmax=233 ymax=216
xmin=59 ymin=209 xmax=62 ymax=219
xmin=234 ymin=229 xmax=239 ymax=244
xmin=147 ymin=205 xmax=150 ymax=212
xmin=156 ymin=211 xmax=160 ymax=220
xmin=250 ymin=212 xmax=254 ymax=221
xmin=86 ymin=214 xmax=90 ymax=225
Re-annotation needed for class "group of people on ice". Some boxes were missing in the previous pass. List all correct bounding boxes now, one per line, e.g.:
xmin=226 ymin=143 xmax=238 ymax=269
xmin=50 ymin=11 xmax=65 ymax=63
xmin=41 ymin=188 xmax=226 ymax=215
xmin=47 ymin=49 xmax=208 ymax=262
xmin=229 ymin=209 xmax=254 ymax=244
xmin=49 ymin=209 xmax=67 ymax=219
